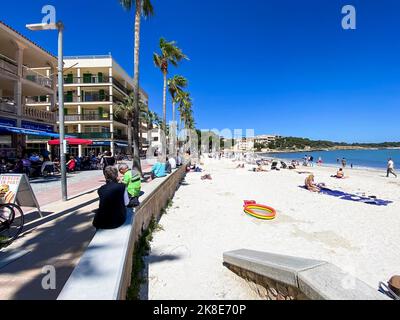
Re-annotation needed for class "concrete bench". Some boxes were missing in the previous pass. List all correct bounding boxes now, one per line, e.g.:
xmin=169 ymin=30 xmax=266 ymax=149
xmin=58 ymin=208 xmax=135 ymax=300
xmin=224 ymin=249 xmax=389 ymax=300
xmin=58 ymin=164 xmax=188 ymax=300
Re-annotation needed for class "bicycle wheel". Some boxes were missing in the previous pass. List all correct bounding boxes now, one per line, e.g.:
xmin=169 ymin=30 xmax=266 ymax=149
xmin=0 ymin=204 xmax=24 ymax=245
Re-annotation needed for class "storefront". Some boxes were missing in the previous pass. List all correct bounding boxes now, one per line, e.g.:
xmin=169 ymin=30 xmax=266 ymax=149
xmin=0 ymin=116 xmax=58 ymax=159
xmin=84 ymin=141 xmax=111 ymax=156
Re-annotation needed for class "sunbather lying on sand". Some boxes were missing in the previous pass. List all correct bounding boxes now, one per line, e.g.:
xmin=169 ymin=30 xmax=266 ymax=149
xmin=253 ymin=165 xmax=268 ymax=172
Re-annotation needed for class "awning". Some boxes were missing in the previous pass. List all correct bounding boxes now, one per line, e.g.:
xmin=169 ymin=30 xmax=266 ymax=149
xmin=0 ymin=124 xmax=59 ymax=138
xmin=91 ymin=141 xmax=111 ymax=146
xmin=115 ymin=142 xmax=128 ymax=148
xmin=48 ymin=138 xmax=93 ymax=146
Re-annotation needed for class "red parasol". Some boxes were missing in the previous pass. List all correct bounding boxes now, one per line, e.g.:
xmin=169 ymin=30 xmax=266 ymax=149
xmin=48 ymin=138 xmax=93 ymax=146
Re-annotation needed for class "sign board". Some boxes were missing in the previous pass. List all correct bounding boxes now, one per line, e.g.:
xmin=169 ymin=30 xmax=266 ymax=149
xmin=21 ymin=120 xmax=55 ymax=133
xmin=0 ymin=117 xmax=17 ymax=127
xmin=63 ymin=139 xmax=68 ymax=154
xmin=0 ymin=174 xmax=42 ymax=217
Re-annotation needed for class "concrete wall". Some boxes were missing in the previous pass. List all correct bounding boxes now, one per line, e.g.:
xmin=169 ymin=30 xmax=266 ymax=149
xmin=58 ymin=164 xmax=188 ymax=300
xmin=224 ymin=249 xmax=389 ymax=300
xmin=119 ymin=164 xmax=188 ymax=299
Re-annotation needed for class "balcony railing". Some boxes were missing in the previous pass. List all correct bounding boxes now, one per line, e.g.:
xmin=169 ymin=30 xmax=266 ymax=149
xmin=64 ymin=93 xmax=119 ymax=103
xmin=23 ymin=66 xmax=53 ymax=88
xmin=0 ymin=98 xmax=17 ymax=115
xmin=64 ymin=75 xmax=111 ymax=84
xmin=77 ymin=132 xmax=112 ymax=139
xmin=0 ymin=55 xmax=18 ymax=76
xmin=22 ymin=105 xmax=56 ymax=123
xmin=63 ymin=114 xmax=111 ymax=121
xmin=112 ymin=78 xmax=133 ymax=95
xmin=83 ymin=93 xmax=111 ymax=102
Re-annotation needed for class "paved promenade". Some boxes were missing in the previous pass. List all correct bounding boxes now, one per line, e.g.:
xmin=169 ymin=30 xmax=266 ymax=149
xmin=0 ymin=191 xmax=99 ymax=300
xmin=0 ymin=161 xmax=154 ymax=300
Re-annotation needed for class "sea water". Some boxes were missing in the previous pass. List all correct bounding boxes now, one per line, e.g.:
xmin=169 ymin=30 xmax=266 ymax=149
xmin=262 ymin=149 xmax=400 ymax=170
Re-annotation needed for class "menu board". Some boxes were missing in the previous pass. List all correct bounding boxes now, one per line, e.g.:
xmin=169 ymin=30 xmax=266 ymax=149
xmin=0 ymin=174 xmax=42 ymax=217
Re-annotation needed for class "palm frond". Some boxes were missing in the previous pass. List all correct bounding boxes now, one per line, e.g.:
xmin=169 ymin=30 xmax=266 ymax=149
xmin=142 ymin=0 xmax=154 ymax=17
xmin=119 ymin=0 xmax=132 ymax=10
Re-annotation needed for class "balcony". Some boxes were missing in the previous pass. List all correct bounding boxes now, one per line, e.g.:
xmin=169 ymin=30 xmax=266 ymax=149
xmin=64 ymin=93 xmax=111 ymax=103
xmin=83 ymin=93 xmax=111 ymax=103
xmin=23 ymin=66 xmax=53 ymax=89
xmin=0 ymin=55 xmax=18 ymax=76
xmin=26 ymin=96 xmax=50 ymax=104
xmin=63 ymin=114 xmax=111 ymax=122
xmin=0 ymin=97 xmax=17 ymax=115
xmin=76 ymin=132 xmax=112 ymax=139
xmin=64 ymin=75 xmax=111 ymax=85
xmin=22 ymin=105 xmax=56 ymax=123
xmin=112 ymin=78 xmax=132 ymax=95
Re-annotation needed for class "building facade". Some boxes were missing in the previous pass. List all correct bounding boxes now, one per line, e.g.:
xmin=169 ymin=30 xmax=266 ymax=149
xmin=0 ymin=21 xmax=57 ymax=159
xmin=27 ymin=55 xmax=149 ymax=157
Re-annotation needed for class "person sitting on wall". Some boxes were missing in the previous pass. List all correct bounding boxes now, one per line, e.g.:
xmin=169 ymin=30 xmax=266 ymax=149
xmin=147 ymin=156 xmax=167 ymax=181
xmin=119 ymin=164 xmax=141 ymax=208
xmin=176 ymin=154 xmax=183 ymax=167
xmin=168 ymin=156 xmax=177 ymax=170
xmin=165 ymin=157 xmax=172 ymax=174
xmin=93 ymin=166 xmax=129 ymax=230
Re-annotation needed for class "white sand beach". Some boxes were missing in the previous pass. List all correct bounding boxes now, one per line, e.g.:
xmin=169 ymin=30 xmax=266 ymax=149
xmin=144 ymin=157 xmax=400 ymax=300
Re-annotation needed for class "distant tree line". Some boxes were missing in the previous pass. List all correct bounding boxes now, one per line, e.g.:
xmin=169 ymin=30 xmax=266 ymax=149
xmin=266 ymin=137 xmax=400 ymax=150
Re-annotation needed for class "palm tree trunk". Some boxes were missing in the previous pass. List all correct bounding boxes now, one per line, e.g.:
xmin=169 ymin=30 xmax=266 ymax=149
xmin=171 ymin=101 xmax=176 ymax=157
xmin=132 ymin=2 xmax=142 ymax=175
xmin=172 ymin=101 xmax=176 ymax=123
xmin=127 ymin=118 xmax=133 ymax=156
xmin=162 ymin=71 xmax=167 ymax=132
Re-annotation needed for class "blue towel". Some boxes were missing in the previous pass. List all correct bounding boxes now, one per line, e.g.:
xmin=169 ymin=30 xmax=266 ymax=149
xmin=300 ymin=186 xmax=392 ymax=206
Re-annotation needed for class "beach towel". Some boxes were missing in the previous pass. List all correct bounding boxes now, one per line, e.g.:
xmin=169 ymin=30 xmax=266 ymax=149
xmin=300 ymin=186 xmax=392 ymax=206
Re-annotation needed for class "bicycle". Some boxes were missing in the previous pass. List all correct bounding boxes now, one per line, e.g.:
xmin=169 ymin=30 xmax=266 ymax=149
xmin=0 ymin=203 xmax=24 ymax=246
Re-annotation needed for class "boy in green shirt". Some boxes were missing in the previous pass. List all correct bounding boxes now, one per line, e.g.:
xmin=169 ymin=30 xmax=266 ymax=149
xmin=119 ymin=164 xmax=141 ymax=207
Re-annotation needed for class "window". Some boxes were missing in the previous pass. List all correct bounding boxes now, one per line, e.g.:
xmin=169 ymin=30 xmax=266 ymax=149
xmin=0 ymin=135 xmax=12 ymax=148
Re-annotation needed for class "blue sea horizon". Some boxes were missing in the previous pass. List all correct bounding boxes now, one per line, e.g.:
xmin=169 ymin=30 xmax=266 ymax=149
xmin=262 ymin=149 xmax=400 ymax=170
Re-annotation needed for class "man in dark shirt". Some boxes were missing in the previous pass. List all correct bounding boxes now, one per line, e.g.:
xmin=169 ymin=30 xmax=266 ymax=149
xmin=93 ymin=166 xmax=128 ymax=229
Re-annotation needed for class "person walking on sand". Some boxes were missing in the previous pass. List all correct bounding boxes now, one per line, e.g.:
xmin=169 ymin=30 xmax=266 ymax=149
xmin=387 ymin=158 xmax=397 ymax=178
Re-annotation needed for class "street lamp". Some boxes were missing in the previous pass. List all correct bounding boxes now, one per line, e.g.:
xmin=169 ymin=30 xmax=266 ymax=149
xmin=26 ymin=21 xmax=67 ymax=201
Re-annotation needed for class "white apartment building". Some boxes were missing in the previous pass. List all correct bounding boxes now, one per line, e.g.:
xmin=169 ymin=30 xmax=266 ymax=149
xmin=234 ymin=134 xmax=281 ymax=151
xmin=254 ymin=134 xmax=282 ymax=145
xmin=0 ymin=21 xmax=57 ymax=159
xmin=27 ymin=55 xmax=149 ymax=157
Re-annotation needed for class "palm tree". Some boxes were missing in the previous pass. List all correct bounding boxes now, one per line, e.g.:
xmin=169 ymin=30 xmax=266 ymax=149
xmin=177 ymin=91 xmax=193 ymax=129
xmin=114 ymin=93 xmax=135 ymax=152
xmin=118 ymin=0 xmax=154 ymax=174
xmin=167 ymin=75 xmax=188 ymax=124
xmin=153 ymin=38 xmax=188 ymax=131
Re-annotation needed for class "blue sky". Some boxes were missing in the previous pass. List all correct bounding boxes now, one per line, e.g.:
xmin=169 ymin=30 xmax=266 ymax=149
xmin=2 ymin=0 xmax=400 ymax=143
